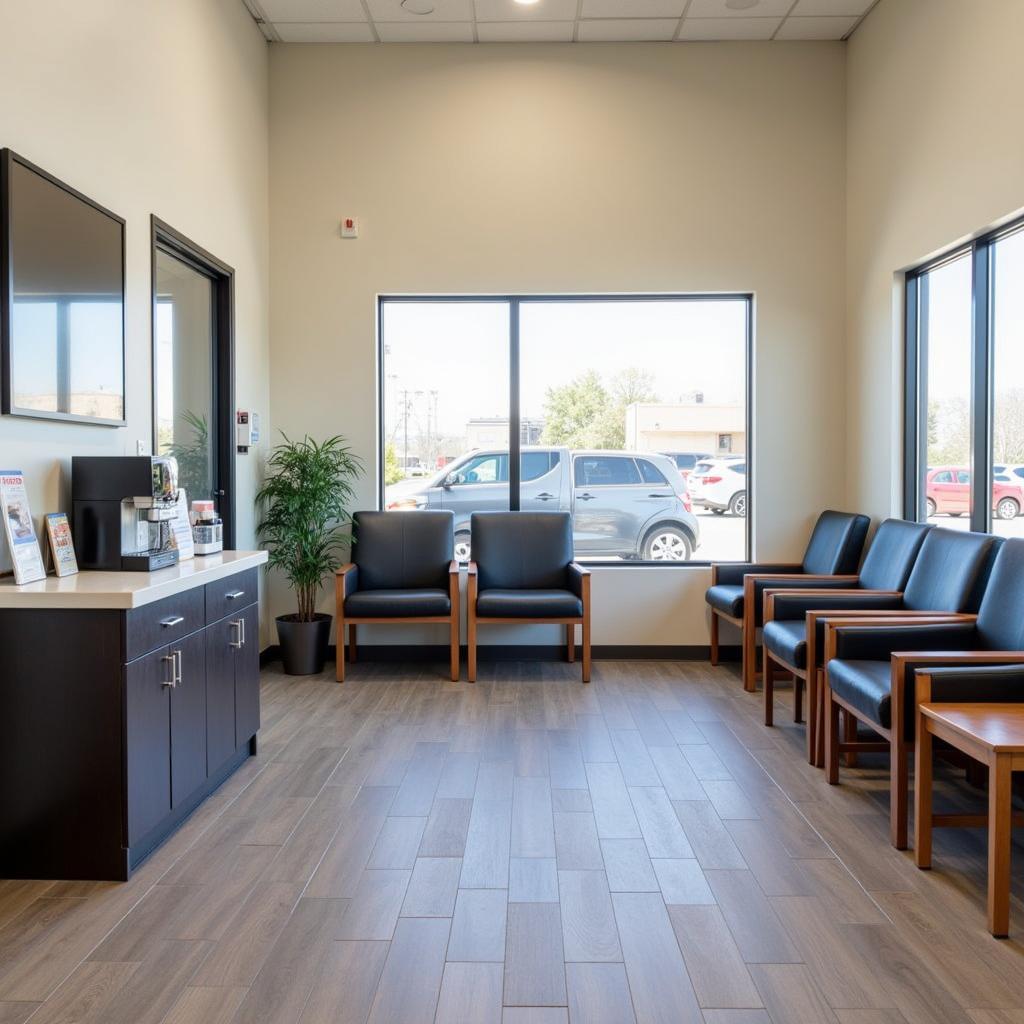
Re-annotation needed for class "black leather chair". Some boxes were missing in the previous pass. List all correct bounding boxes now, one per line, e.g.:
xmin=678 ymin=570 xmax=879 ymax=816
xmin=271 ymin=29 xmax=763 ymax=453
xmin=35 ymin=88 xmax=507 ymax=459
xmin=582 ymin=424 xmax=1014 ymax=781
xmin=466 ymin=511 xmax=590 ymax=683
xmin=705 ymin=510 xmax=870 ymax=692
xmin=335 ymin=511 xmax=459 ymax=682
xmin=822 ymin=531 xmax=1014 ymax=848
xmin=760 ymin=518 xmax=932 ymax=764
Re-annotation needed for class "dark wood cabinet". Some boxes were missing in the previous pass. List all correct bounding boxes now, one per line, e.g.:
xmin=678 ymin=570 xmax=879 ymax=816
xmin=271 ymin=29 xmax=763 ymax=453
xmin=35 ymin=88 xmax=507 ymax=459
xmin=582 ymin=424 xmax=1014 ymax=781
xmin=0 ymin=559 xmax=262 ymax=880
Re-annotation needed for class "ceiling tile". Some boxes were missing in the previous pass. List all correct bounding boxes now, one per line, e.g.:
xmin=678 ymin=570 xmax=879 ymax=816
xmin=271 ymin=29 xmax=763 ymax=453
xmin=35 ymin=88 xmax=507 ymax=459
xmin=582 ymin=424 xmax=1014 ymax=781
xmin=581 ymin=0 xmax=686 ymax=16
xmin=275 ymin=20 xmax=376 ymax=39
xmin=578 ymin=18 xmax=679 ymax=41
xmin=474 ymin=0 xmax=578 ymax=20
xmin=375 ymin=19 xmax=475 ymax=39
xmin=775 ymin=14 xmax=858 ymax=38
xmin=791 ymin=0 xmax=872 ymax=13
xmin=678 ymin=16 xmax=781 ymax=39
xmin=367 ymin=0 xmax=473 ymax=22
xmin=478 ymin=20 xmax=574 ymax=39
xmin=687 ymin=0 xmax=792 ymax=17
xmin=259 ymin=0 xmax=366 ymax=20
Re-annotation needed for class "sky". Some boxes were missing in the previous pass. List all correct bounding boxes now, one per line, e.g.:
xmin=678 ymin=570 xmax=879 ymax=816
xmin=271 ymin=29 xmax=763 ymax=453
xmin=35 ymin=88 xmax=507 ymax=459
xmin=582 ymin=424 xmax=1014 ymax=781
xmin=382 ymin=298 xmax=748 ymax=441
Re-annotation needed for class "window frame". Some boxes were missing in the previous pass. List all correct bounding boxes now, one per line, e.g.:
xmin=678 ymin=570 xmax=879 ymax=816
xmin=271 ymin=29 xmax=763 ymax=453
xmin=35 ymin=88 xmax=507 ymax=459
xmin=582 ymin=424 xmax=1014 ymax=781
xmin=377 ymin=292 xmax=754 ymax=565
xmin=903 ymin=215 xmax=1024 ymax=534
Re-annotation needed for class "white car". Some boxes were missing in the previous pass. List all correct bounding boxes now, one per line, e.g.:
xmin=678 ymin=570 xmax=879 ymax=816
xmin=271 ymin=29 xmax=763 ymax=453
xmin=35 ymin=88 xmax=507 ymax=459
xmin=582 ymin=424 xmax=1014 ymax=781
xmin=689 ymin=457 xmax=747 ymax=517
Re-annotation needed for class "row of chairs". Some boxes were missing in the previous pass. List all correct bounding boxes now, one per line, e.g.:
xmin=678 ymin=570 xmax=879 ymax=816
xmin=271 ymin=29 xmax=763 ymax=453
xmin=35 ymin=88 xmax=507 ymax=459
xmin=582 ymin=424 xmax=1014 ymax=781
xmin=335 ymin=510 xmax=591 ymax=683
xmin=706 ymin=511 xmax=1024 ymax=851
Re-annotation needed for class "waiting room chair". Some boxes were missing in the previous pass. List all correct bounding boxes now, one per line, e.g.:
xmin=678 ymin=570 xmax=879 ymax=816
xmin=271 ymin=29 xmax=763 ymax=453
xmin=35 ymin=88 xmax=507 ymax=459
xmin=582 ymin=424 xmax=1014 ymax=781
xmin=335 ymin=510 xmax=459 ymax=682
xmin=822 ymin=532 xmax=1015 ymax=849
xmin=760 ymin=518 xmax=932 ymax=764
xmin=466 ymin=511 xmax=590 ymax=683
xmin=705 ymin=510 xmax=870 ymax=692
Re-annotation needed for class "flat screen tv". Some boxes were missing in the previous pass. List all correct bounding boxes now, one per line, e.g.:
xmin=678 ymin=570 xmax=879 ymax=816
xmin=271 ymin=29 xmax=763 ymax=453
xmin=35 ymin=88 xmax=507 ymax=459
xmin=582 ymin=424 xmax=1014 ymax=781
xmin=1 ymin=149 xmax=125 ymax=425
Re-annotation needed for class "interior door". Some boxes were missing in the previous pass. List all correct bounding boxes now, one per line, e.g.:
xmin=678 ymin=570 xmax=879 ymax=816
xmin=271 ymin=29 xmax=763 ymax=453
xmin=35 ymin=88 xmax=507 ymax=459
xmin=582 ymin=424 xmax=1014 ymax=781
xmin=125 ymin=646 xmax=172 ymax=844
xmin=170 ymin=629 xmax=207 ymax=809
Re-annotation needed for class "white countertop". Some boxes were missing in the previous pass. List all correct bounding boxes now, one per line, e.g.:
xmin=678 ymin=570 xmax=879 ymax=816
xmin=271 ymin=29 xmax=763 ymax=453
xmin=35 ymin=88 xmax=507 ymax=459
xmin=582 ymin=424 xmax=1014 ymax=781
xmin=0 ymin=550 xmax=268 ymax=610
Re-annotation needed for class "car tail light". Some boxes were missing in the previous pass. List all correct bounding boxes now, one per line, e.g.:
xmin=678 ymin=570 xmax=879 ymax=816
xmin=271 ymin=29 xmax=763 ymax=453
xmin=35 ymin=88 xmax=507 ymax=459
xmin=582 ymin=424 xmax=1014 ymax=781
xmin=702 ymin=476 xmax=722 ymax=485
xmin=678 ymin=492 xmax=692 ymax=512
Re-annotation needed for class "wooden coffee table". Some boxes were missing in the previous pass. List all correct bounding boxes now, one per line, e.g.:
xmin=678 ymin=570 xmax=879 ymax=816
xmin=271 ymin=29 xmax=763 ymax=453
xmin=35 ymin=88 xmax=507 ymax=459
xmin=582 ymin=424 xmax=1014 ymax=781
xmin=915 ymin=703 xmax=1024 ymax=937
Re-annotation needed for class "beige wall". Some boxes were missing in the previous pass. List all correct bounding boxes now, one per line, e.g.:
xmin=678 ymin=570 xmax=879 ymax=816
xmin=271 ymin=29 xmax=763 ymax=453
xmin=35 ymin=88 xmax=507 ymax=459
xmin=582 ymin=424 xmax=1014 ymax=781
xmin=845 ymin=0 xmax=1024 ymax=519
xmin=269 ymin=41 xmax=848 ymax=645
xmin=0 ymin=0 xmax=270 ymax=576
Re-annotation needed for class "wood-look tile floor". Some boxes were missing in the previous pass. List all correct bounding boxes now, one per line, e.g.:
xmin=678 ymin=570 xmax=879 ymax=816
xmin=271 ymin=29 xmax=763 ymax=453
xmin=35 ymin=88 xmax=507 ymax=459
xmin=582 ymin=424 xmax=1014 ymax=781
xmin=2 ymin=659 xmax=1024 ymax=1024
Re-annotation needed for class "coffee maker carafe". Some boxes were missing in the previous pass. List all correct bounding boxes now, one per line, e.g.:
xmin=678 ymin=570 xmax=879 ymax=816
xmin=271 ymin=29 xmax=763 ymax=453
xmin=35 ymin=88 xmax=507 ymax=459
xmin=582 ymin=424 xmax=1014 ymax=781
xmin=72 ymin=456 xmax=182 ymax=571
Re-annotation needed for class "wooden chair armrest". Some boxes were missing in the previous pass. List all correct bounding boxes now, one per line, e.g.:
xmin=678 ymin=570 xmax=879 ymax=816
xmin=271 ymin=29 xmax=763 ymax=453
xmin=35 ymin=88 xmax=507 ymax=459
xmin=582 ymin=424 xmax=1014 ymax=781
xmin=466 ymin=561 xmax=478 ymax=576
xmin=569 ymin=562 xmax=591 ymax=577
xmin=741 ymin=567 xmax=811 ymax=581
xmin=335 ymin=562 xmax=356 ymax=576
xmin=448 ymin=560 xmax=461 ymax=575
xmin=892 ymin=650 xmax=1024 ymax=666
xmin=762 ymin=588 xmax=891 ymax=624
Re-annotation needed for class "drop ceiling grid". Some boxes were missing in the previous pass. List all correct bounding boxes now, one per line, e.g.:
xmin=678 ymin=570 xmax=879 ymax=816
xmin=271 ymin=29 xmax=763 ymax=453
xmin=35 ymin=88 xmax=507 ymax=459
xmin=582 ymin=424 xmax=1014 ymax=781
xmin=245 ymin=0 xmax=879 ymax=43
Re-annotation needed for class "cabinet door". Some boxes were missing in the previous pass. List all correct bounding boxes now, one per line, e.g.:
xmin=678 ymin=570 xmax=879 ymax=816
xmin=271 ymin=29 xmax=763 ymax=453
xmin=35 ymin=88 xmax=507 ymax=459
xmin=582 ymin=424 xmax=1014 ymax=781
xmin=170 ymin=630 xmax=207 ymax=809
xmin=234 ymin=603 xmax=260 ymax=748
xmin=126 ymin=645 xmax=172 ymax=845
xmin=206 ymin=616 xmax=237 ymax=774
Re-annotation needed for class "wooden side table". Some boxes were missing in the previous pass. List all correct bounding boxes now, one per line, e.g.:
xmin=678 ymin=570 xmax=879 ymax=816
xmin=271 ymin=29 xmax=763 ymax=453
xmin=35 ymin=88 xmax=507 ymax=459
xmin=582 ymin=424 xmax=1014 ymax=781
xmin=915 ymin=702 xmax=1024 ymax=937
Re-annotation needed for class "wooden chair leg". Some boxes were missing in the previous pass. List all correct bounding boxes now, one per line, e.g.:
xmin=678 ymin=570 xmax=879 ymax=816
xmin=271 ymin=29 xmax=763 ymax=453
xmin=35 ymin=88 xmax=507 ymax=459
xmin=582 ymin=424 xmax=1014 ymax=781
xmin=843 ymin=709 xmax=858 ymax=768
xmin=914 ymin=715 xmax=933 ymax=869
xmin=348 ymin=624 xmax=357 ymax=664
xmin=825 ymin=685 xmax=840 ymax=784
xmin=815 ymin=674 xmax=827 ymax=768
xmin=450 ymin=619 xmax=459 ymax=683
xmin=710 ymin=611 xmax=719 ymax=666
xmin=467 ymin=611 xmax=477 ymax=683
xmin=336 ymin=620 xmax=346 ymax=683
xmin=742 ymin=616 xmax=757 ymax=693
xmin=763 ymin=655 xmax=774 ymax=727
xmin=806 ymin=668 xmax=819 ymax=766
xmin=891 ymin=733 xmax=909 ymax=850
xmin=582 ymin=613 xmax=591 ymax=684
xmin=988 ymin=755 xmax=1012 ymax=937
xmin=566 ymin=624 xmax=575 ymax=663
xmin=794 ymin=673 xmax=803 ymax=723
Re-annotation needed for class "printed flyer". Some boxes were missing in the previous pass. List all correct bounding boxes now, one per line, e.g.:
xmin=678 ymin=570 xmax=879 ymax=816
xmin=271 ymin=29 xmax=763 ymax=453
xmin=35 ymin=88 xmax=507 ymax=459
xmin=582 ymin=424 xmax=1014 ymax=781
xmin=0 ymin=470 xmax=46 ymax=585
xmin=45 ymin=512 xmax=79 ymax=578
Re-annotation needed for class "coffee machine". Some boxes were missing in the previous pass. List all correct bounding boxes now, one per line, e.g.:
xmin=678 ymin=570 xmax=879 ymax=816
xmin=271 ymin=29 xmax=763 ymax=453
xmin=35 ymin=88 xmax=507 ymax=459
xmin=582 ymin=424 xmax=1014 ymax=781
xmin=72 ymin=456 xmax=181 ymax=571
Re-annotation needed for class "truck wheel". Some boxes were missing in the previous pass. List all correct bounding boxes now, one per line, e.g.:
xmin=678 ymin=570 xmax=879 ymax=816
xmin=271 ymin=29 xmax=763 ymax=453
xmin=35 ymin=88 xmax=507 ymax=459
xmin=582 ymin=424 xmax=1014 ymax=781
xmin=997 ymin=497 xmax=1020 ymax=521
xmin=454 ymin=532 xmax=472 ymax=562
xmin=926 ymin=498 xmax=937 ymax=518
xmin=642 ymin=527 xmax=693 ymax=561
xmin=729 ymin=491 xmax=747 ymax=517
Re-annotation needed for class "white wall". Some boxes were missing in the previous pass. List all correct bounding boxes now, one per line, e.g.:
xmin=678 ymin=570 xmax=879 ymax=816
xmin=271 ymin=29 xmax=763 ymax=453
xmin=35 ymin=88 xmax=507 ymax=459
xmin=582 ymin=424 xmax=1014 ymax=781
xmin=0 ymin=0 xmax=270 ymax=572
xmin=845 ymin=0 xmax=1024 ymax=519
xmin=269 ymin=41 xmax=849 ymax=645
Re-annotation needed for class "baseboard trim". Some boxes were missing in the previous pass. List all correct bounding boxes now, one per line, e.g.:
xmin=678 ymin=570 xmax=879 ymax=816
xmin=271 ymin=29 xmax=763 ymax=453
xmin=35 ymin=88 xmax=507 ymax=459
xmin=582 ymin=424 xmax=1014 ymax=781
xmin=260 ymin=643 xmax=740 ymax=666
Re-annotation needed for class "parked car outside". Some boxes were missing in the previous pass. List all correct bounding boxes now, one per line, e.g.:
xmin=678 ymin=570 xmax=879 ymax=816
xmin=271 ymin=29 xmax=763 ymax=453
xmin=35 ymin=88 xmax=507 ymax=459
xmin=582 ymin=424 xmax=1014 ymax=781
xmin=925 ymin=465 xmax=1023 ymax=520
xmin=689 ymin=457 xmax=747 ymax=517
xmin=386 ymin=445 xmax=700 ymax=561
xmin=659 ymin=451 xmax=710 ymax=479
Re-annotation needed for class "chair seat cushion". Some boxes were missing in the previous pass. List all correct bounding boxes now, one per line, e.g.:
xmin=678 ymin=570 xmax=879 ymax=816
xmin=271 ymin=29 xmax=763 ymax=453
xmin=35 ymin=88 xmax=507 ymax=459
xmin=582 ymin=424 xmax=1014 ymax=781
xmin=828 ymin=659 xmax=892 ymax=729
xmin=763 ymin=620 xmax=806 ymax=670
xmin=706 ymin=584 xmax=744 ymax=618
xmin=477 ymin=588 xmax=583 ymax=619
xmin=345 ymin=588 xmax=451 ymax=618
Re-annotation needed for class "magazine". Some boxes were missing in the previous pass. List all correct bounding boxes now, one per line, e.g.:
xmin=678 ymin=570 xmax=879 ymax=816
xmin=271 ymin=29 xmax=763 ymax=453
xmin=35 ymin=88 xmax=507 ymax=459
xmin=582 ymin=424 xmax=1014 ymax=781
xmin=0 ymin=470 xmax=46 ymax=585
xmin=45 ymin=512 xmax=79 ymax=578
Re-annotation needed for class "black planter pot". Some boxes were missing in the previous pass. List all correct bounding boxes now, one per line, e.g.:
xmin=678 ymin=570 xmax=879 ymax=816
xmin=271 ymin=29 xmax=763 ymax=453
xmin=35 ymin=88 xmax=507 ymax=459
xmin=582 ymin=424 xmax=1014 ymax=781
xmin=276 ymin=613 xmax=332 ymax=676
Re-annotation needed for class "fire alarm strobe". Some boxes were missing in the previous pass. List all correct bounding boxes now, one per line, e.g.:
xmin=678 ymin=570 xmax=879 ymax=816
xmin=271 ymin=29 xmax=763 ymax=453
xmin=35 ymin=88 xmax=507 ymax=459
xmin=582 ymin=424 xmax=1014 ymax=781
xmin=341 ymin=217 xmax=359 ymax=238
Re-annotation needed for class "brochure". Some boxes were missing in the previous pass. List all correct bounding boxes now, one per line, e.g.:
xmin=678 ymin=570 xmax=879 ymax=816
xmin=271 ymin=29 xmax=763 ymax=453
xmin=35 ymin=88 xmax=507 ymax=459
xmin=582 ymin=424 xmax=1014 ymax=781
xmin=45 ymin=512 xmax=79 ymax=578
xmin=168 ymin=487 xmax=194 ymax=561
xmin=0 ymin=470 xmax=46 ymax=585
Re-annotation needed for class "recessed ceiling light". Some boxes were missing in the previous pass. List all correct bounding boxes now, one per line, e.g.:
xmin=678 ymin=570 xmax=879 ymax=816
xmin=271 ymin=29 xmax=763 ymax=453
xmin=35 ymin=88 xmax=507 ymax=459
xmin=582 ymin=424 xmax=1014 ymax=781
xmin=513 ymin=0 xmax=543 ymax=6
xmin=401 ymin=0 xmax=435 ymax=13
xmin=725 ymin=0 xmax=760 ymax=9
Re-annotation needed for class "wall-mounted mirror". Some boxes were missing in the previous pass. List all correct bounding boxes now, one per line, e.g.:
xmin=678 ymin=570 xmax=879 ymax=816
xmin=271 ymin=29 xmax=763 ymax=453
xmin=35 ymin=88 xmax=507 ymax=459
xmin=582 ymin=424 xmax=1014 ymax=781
xmin=1 ymin=150 xmax=126 ymax=425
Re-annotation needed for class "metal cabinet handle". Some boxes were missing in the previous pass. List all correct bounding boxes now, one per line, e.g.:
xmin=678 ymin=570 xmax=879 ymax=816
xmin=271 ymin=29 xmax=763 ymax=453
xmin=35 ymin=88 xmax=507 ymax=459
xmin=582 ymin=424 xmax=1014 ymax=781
xmin=225 ymin=590 xmax=245 ymax=601
xmin=174 ymin=649 xmax=182 ymax=686
xmin=162 ymin=653 xmax=177 ymax=688
xmin=239 ymin=617 xmax=246 ymax=647
xmin=160 ymin=615 xmax=184 ymax=628
xmin=229 ymin=620 xmax=243 ymax=648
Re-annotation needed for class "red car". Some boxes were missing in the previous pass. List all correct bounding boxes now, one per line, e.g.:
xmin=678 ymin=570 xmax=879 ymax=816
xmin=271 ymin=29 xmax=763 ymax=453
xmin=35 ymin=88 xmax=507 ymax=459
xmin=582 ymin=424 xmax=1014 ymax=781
xmin=925 ymin=466 xmax=1023 ymax=520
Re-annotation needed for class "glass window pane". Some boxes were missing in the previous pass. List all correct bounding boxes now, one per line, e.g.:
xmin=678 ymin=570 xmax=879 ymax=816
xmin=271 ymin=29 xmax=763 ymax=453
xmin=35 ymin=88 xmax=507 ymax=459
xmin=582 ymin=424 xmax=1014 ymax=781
xmin=381 ymin=302 xmax=510 ymax=562
xmin=920 ymin=254 xmax=972 ymax=529
xmin=991 ymin=228 xmax=1024 ymax=536
xmin=520 ymin=299 xmax=748 ymax=561
xmin=154 ymin=250 xmax=215 ymax=504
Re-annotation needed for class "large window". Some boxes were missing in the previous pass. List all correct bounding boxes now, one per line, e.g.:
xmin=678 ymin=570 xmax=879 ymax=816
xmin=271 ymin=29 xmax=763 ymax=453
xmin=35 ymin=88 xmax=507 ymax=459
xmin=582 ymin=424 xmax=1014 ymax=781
xmin=380 ymin=295 xmax=752 ymax=563
xmin=905 ymin=218 xmax=1024 ymax=537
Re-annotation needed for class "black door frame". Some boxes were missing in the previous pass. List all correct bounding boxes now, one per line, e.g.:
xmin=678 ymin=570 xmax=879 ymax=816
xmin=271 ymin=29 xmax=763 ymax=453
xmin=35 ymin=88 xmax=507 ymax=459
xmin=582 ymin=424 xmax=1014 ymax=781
xmin=150 ymin=216 xmax=236 ymax=549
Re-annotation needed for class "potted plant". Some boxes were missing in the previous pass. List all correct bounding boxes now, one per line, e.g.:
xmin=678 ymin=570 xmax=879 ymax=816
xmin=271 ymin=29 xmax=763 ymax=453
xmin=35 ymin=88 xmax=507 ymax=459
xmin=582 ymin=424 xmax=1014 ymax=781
xmin=257 ymin=433 xmax=362 ymax=675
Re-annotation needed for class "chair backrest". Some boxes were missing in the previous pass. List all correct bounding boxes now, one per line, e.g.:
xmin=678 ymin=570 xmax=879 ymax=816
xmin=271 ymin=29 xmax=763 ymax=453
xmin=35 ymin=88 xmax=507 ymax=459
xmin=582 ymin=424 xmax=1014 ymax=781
xmin=801 ymin=510 xmax=871 ymax=575
xmin=902 ymin=528 xmax=1003 ymax=612
xmin=977 ymin=538 xmax=1024 ymax=650
xmin=471 ymin=511 xmax=573 ymax=591
xmin=352 ymin=510 xmax=454 ymax=590
xmin=858 ymin=519 xmax=933 ymax=591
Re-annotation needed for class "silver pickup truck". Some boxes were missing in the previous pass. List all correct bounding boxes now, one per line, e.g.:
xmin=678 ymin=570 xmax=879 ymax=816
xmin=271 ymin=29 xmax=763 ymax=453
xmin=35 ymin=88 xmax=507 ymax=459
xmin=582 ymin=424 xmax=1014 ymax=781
xmin=388 ymin=446 xmax=701 ymax=561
